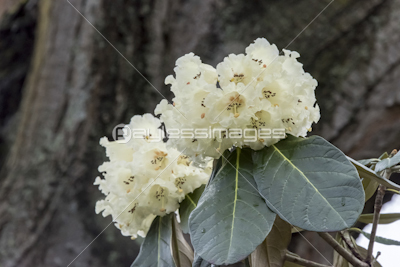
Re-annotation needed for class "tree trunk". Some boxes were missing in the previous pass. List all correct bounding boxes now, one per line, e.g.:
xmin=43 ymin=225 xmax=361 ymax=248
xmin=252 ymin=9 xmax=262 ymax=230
xmin=0 ymin=0 xmax=399 ymax=266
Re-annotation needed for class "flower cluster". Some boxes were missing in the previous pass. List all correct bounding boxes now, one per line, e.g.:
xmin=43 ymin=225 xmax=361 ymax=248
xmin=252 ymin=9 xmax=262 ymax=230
xmin=94 ymin=114 xmax=211 ymax=238
xmin=156 ymin=38 xmax=320 ymax=160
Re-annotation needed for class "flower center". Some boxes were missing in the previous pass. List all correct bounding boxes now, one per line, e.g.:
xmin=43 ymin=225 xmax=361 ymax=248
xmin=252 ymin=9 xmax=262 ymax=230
xmin=175 ymin=177 xmax=187 ymax=191
xmin=230 ymin=73 xmax=245 ymax=84
xmin=227 ymin=94 xmax=244 ymax=117
xmin=151 ymin=150 xmax=168 ymax=170
xmin=262 ymin=89 xmax=276 ymax=99
xmin=178 ymin=155 xmax=191 ymax=166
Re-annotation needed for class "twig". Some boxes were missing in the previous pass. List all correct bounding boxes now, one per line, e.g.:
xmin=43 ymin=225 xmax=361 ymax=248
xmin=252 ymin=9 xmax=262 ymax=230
xmin=366 ymin=171 xmax=388 ymax=263
xmin=284 ymin=253 xmax=332 ymax=267
xmin=318 ymin=232 xmax=369 ymax=267
xmin=339 ymin=231 xmax=363 ymax=261
xmin=375 ymin=251 xmax=381 ymax=260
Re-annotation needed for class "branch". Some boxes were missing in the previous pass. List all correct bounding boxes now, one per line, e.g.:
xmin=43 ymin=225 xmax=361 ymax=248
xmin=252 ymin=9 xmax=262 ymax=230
xmin=284 ymin=253 xmax=331 ymax=267
xmin=318 ymin=232 xmax=369 ymax=267
xmin=339 ymin=231 xmax=363 ymax=261
xmin=366 ymin=171 xmax=388 ymax=263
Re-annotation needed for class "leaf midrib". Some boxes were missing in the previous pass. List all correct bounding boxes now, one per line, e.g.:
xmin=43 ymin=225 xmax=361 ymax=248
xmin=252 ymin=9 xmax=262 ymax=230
xmin=271 ymin=144 xmax=347 ymax=227
xmin=227 ymin=149 xmax=240 ymax=257
xmin=186 ymin=195 xmax=197 ymax=208
xmin=158 ymin=217 xmax=161 ymax=267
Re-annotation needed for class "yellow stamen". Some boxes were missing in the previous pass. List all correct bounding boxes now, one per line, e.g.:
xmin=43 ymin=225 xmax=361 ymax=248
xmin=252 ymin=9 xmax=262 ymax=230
xmin=153 ymin=151 xmax=167 ymax=170
xmin=234 ymin=113 xmax=240 ymax=118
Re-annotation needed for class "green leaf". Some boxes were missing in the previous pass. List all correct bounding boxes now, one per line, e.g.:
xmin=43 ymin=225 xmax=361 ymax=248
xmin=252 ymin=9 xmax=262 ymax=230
xmin=189 ymin=148 xmax=276 ymax=265
xmin=253 ymin=135 xmax=364 ymax=232
xmin=179 ymin=185 xmax=205 ymax=234
xmin=358 ymin=213 xmax=400 ymax=224
xmin=171 ymin=215 xmax=194 ymax=267
xmin=362 ymin=176 xmax=379 ymax=202
xmin=192 ymin=255 xmax=212 ymax=267
xmin=131 ymin=214 xmax=175 ymax=267
xmin=291 ymin=226 xmax=304 ymax=234
xmin=358 ymin=158 xmax=379 ymax=166
xmin=351 ymin=228 xmax=400 ymax=246
xmin=347 ymin=156 xmax=400 ymax=190
xmin=249 ymin=216 xmax=292 ymax=267
xmin=379 ymin=152 xmax=389 ymax=160
xmin=282 ymin=261 xmax=302 ymax=267
xmin=375 ymin=152 xmax=400 ymax=172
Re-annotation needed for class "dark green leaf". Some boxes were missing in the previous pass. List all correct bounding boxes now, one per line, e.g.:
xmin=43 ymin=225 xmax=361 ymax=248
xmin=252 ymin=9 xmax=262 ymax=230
xmin=208 ymin=159 xmax=222 ymax=186
xmin=253 ymin=135 xmax=364 ymax=231
xmin=358 ymin=159 xmax=378 ymax=166
xmin=192 ymin=255 xmax=212 ymax=267
xmin=358 ymin=213 xmax=400 ymax=224
xmin=171 ymin=216 xmax=194 ymax=267
xmin=208 ymin=149 xmax=232 ymax=186
xmin=179 ymin=185 xmax=205 ymax=234
xmin=351 ymin=229 xmax=400 ymax=246
xmin=375 ymin=152 xmax=400 ymax=172
xmin=131 ymin=214 xmax=175 ymax=267
xmin=291 ymin=226 xmax=304 ymax=234
xmin=250 ymin=216 xmax=292 ymax=267
xmin=347 ymin=156 xmax=400 ymax=190
xmin=189 ymin=148 xmax=276 ymax=265
xmin=282 ymin=261 xmax=302 ymax=267
xmin=362 ymin=176 xmax=379 ymax=202
xmin=379 ymin=152 xmax=389 ymax=160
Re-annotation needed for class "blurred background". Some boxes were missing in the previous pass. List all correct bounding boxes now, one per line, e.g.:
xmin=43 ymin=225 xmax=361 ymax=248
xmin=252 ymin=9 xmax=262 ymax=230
xmin=0 ymin=0 xmax=399 ymax=266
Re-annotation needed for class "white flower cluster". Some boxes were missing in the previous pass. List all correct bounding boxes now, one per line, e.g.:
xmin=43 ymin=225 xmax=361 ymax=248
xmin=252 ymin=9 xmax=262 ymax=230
xmin=156 ymin=38 xmax=320 ymax=160
xmin=94 ymin=114 xmax=211 ymax=238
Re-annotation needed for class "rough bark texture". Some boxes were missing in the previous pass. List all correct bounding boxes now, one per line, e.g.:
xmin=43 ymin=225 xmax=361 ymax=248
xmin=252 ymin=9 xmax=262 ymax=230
xmin=0 ymin=0 xmax=399 ymax=266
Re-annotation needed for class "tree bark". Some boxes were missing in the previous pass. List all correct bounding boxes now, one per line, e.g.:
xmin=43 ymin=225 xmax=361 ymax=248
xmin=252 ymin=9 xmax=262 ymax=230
xmin=1 ymin=0 xmax=400 ymax=266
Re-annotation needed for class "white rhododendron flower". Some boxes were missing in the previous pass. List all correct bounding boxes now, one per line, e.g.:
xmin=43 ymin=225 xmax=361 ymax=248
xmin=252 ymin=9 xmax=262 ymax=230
xmin=94 ymin=114 xmax=211 ymax=239
xmin=155 ymin=37 xmax=320 ymax=160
